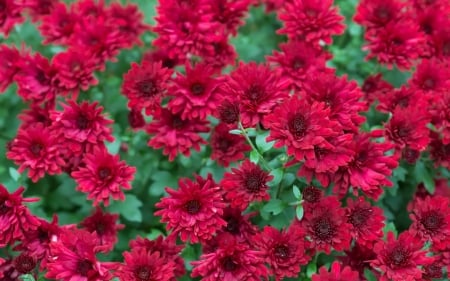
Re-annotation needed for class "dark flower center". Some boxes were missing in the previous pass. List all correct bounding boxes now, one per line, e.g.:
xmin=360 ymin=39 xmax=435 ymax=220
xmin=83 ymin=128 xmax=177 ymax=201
xmin=349 ymin=207 xmax=372 ymax=228
xmin=402 ymin=147 xmax=420 ymax=164
xmin=30 ymin=142 xmax=44 ymax=155
xmin=98 ymin=167 xmax=112 ymax=181
xmin=134 ymin=266 xmax=151 ymax=281
xmin=392 ymin=37 xmax=403 ymax=45
xmin=247 ymin=85 xmax=263 ymax=101
xmin=137 ymin=79 xmax=158 ymax=97
xmin=443 ymin=41 xmax=450 ymax=56
xmin=77 ymin=114 xmax=90 ymax=130
xmin=171 ymin=115 xmax=185 ymax=129
xmin=306 ymin=9 xmax=317 ymax=17
xmin=424 ymin=263 xmax=443 ymax=278
xmin=218 ymin=101 xmax=239 ymax=124
xmin=422 ymin=78 xmax=435 ymax=90
xmin=288 ymin=114 xmax=307 ymax=138
xmin=388 ymin=246 xmax=410 ymax=267
xmin=221 ymin=256 xmax=238 ymax=272
xmin=421 ymin=211 xmax=443 ymax=233
xmin=185 ymin=200 xmax=201 ymax=214
xmin=244 ymin=173 xmax=264 ymax=193
xmin=191 ymin=83 xmax=205 ymax=95
xmin=355 ymin=151 xmax=368 ymax=166
xmin=292 ymin=58 xmax=305 ymax=70
xmin=14 ymin=254 xmax=36 ymax=274
xmin=36 ymin=70 xmax=48 ymax=84
xmin=274 ymin=245 xmax=290 ymax=260
xmin=397 ymin=97 xmax=409 ymax=108
xmin=76 ymin=259 xmax=93 ymax=276
xmin=217 ymin=138 xmax=232 ymax=152
xmin=96 ymin=222 xmax=106 ymax=235
xmin=375 ymin=7 xmax=390 ymax=21
xmin=395 ymin=126 xmax=410 ymax=139
xmin=225 ymin=217 xmax=239 ymax=234
xmin=38 ymin=228 xmax=50 ymax=242
xmin=362 ymin=81 xmax=375 ymax=93
xmin=314 ymin=146 xmax=327 ymax=160
xmin=0 ymin=199 xmax=9 ymax=215
xmin=312 ymin=217 xmax=335 ymax=240
xmin=303 ymin=186 xmax=321 ymax=203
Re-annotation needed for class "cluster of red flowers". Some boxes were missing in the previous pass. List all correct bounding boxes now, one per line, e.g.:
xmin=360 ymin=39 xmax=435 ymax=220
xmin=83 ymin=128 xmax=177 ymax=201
xmin=1 ymin=0 xmax=450 ymax=280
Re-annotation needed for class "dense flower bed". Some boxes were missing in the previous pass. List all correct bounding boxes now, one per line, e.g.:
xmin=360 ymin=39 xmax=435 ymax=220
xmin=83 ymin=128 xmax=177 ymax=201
xmin=0 ymin=0 xmax=449 ymax=280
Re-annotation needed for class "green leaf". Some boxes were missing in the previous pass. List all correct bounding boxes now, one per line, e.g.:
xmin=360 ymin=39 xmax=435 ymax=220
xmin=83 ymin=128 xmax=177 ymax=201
xmin=269 ymin=168 xmax=283 ymax=187
xmin=20 ymin=275 xmax=36 ymax=281
xmin=105 ymin=138 xmax=121 ymax=154
xmin=306 ymin=262 xmax=317 ymax=278
xmin=249 ymin=150 xmax=259 ymax=164
xmin=149 ymin=171 xmax=178 ymax=197
xmin=109 ymin=194 xmax=142 ymax=222
xmin=228 ymin=129 xmax=242 ymax=135
xmin=9 ymin=167 xmax=20 ymax=182
xmin=255 ymin=132 xmax=274 ymax=153
xmin=296 ymin=205 xmax=304 ymax=220
xmin=414 ymin=161 xmax=435 ymax=194
xmin=262 ymin=199 xmax=285 ymax=215
xmin=292 ymin=185 xmax=301 ymax=200
xmin=383 ymin=222 xmax=397 ymax=238
xmin=364 ymin=269 xmax=377 ymax=281
xmin=393 ymin=166 xmax=407 ymax=182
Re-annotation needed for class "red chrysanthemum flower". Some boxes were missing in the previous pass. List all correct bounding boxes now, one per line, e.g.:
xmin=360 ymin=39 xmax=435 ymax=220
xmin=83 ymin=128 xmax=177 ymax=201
xmin=143 ymin=48 xmax=180 ymax=69
xmin=20 ymin=0 xmax=58 ymax=21
xmin=346 ymin=197 xmax=385 ymax=247
xmin=128 ymin=108 xmax=146 ymax=130
xmin=218 ymin=62 xmax=290 ymax=127
xmin=268 ymin=41 xmax=331 ymax=89
xmin=191 ymin=234 xmax=268 ymax=281
xmin=278 ymin=0 xmax=345 ymax=44
xmin=46 ymin=228 xmax=114 ymax=281
xmin=361 ymin=73 xmax=393 ymax=105
xmin=200 ymin=34 xmax=238 ymax=71
xmin=168 ymin=63 xmax=220 ymax=120
xmin=50 ymin=100 xmax=114 ymax=155
xmin=376 ymin=85 xmax=424 ymax=114
xmin=0 ymin=0 xmax=24 ymax=37
xmin=121 ymin=61 xmax=173 ymax=115
xmin=18 ymin=103 xmax=53 ymax=129
xmin=300 ymin=196 xmax=352 ymax=254
xmin=0 ymin=44 xmax=23 ymax=93
xmin=38 ymin=2 xmax=78 ymax=45
xmin=71 ymin=147 xmax=136 ymax=206
xmin=339 ymin=243 xmax=377 ymax=278
xmin=402 ymin=146 xmax=421 ymax=164
xmin=409 ymin=58 xmax=450 ymax=100
xmin=312 ymin=261 xmax=360 ymax=281
xmin=408 ymin=195 xmax=450 ymax=250
xmin=221 ymin=160 xmax=272 ymax=210
xmin=421 ymin=256 xmax=444 ymax=281
xmin=428 ymin=133 xmax=450 ymax=169
xmin=301 ymin=72 xmax=367 ymax=132
xmin=364 ymin=19 xmax=428 ymax=70
xmin=14 ymin=52 xmax=57 ymax=104
xmin=332 ymin=132 xmax=398 ymax=199
xmin=12 ymin=253 xmax=37 ymax=275
xmin=155 ymin=176 xmax=227 ymax=243
xmin=0 ymin=185 xmax=40 ymax=246
xmin=129 ymin=235 xmax=185 ymax=278
xmin=371 ymin=231 xmax=431 ymax=281
xmin=7 ymin=124 xmax=65 ymax=182
xmin=353 ymin=0 xmax=405 ymax=29
xmin=265 ymin=96 xmax=341 ymax=162
xmin=210 ymin=0 xmax=250 ymax=35
xmin=385 ymin=105 xmax=431 ymax=152
xmin=254 ymin=226 xmax=309 ymax=280
xmin=218 ymin=207 xmax=258 ymax=244
xmin=431 ymin=24 xmax=450 ymax=59
xmin=301 ymin=186 xmax=324 ymax=205
xmin=52 ymin=49 xmax=99 ymax=96
xmin=146 ymin=108 xmax=209 ymax=161
xmin=430 ymin=92 xmax=450 ymax=145
xmin=210 ymin=123 xmax=251 ymax=167
xmin=116 ymin=247 xmax=175 ymax=281
xmin=80 ymin=207 xmax=124 ymax=253
xmin=215 ymin=97 xmax=240 ymax=126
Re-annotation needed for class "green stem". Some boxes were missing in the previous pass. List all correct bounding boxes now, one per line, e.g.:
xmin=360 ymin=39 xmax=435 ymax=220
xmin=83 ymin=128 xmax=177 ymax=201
xmin=275 ymin=167 xmax=286 ymax=199
xmin=238 ymin=122 xmax=271 ymax=171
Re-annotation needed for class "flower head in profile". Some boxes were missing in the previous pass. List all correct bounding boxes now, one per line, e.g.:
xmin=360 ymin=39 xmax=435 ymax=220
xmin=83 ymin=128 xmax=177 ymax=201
xmin=71 ymin=147 xmax=136 ymax=206
xmin=155 ymin=176 xmax=227 ymax=243
xmin=312 ymin=261 xmax=360 ymax=281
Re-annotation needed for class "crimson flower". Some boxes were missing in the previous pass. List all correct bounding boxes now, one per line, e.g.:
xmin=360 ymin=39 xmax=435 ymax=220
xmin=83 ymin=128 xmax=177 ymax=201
xmin=377 ymin=85 xmax=425 ymax=114
xmin=12 ymin=253 xmax=37 ymax=275
xmin=0 ymin=0 xmax=24 ymax=37
xmin=7 ymin=124 xmax=65 ymax=182
xmin=278 ymin=0 xmax=345 ymax=44
xmin=218 ymin=207 xmax=258 ymax=244
xmin=409 ymin=58 xmax=450 ymax=98
xmin=71 ymin=147 xmax=136 ymax=206
xmin=312 ymin=261 xmax=360 ymax=281
xmin=339 ymin=243 xmax=377 ymax=279
xmin=361 ymin=73 xmax=393 ymax=105
xmin=210 ymin=0 xmax=250 ymax=35
xmin=428 ymin=133 xmax=450 ymax=169
xmin=354 ymin=0 xmax=405 ymax=29
xmin=221 ymin=160 xmax=272 ymax=210
xmin=210 ymin=123 xmax=251 ymax=167
xmin=155 ymin=176 xmax=227 ymax=243
xmin=371 ymin=231 xmax=431 ymax=281
xmin=0 ymin=44 xmax=22 ymax=93
xmin=128 ymin=108 xmax=145 ymax=130
xmin=18 ymin=104 xmax=53 ymax=129
xmin=38 ymin=2 xmax=78 ymax=45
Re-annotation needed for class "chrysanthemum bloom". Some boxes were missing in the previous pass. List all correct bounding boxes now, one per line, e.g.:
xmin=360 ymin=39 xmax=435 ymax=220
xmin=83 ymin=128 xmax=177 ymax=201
xmin=81 ymin=207 xmax=124 ymax=253
xmin=200 ymin=34 xmax=238 ymax=71
xmin=428 ymin=133 xmax=450 ymax=169
xmin=218 ymin=207 xmax=258 ymax=244
xmin=278 ymin=0 xmax=345 ymax=44
xmin=168 ymin=63 xmax=220 ymax=120
xmin=20 ymin=0 xmax=58 ymax=21
xmin=385 ymin=105 xmax=431 ymax=152
xmin=50 ymin=100 xmax=114 ymax=154
xmin=300 ymin=196 xmax=351 ymax=254
xmin=122 ymin=61 xmax=173 ymax=115
xmin=0 ymin=0 xmax=24 ymax=37
xmin=302 ymin=186 xmax=323 ymax=205
xmin=219 ymin=62 xmax=290 ymax=127
xmin=143 ymin=48 xmax=180 ymax=69
xmin=430 ymin=92 xmax=450 ymax=145
xmin=46 ymin=228 xmax=114 ymax=281
xmin=353 ymin=0 xmax=405 ymax=29
xmin=421 ymin=258 xmax=444 ymax=281
xmin=38 ymin=2 xmax=78 ymax=45
xmin=215 ymin=98 xmax=240 ymax=126
xmin=410 ymin=58 xmax=450 ymax=99
xmin=312 ymin=261 xmax=360 ymax=281
xmin=346 ymin=197 xmax=384 ymax=247
xmin=0 ymin=185 xmax=40 ymax=245
xmin=265 ymin=96 xmax=341 ymax=162
xmin=71 ymin=147 xmax=136 ymax=206
xmin=210 ymin=0 xmax=250 ymax=35
xmin=13 ymin=52 xmax=57 ymax=104
xmin=254 ymin=226 xmax=309 ymax=280
xmin=106 ymin=2 xmax=149 ymax=48
xmin=13 ymin=253 xmax=37 ymax=275
xmin=408 ymin=196 xmax=450 ymax=250
xmin=332 ymin=132 xmax=398 ymax=199
xmin=221 ymin=160 xmax=272 ymax=210
xmin=402 ymin=146 xmax=421 ymax=164
xmin=371 ymin=231 xmax=432 ymax=281
xmin=431 ymin=24 xmax=450 ymax=59
xmin=364 ymin=20 xmax=427 ymax=70
xmin=339 ymin=243 xmax=377 ymax=278
xmin=7 ymin=124 xmax=65 ymax=182
xmin=18 ymin=104 xmax=53 ymax=129
xmin=210 ymin=123 xmax=251 ymax=167
xmin=376 ymin=85 xmax=424 ymax=114
xmin=116 ymin=247 xmax=175 ymax=281
xmin=155 ymin=177 xmax=227 ymax=243
xmin=268 ymin=41 xmax=331 ymax=89
xmin=0 ymin=44 xmax=22 ymax=93
xmin=129 ymin=235 xmax=185 ymax=278
xmin=146 ymin=108 xmax=209 ymax=161
xmin=52 ymin=50 xmax=99 ymax=96
xmin=128 ymin=108 xmax=145 ymax=130
xmin=191 ymin=234 xmax=268 ymax=281
xmin=301 ymin=72 xmax=367 ymax=132
xmin=361 ymin=73 xmax=393 ymax=105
